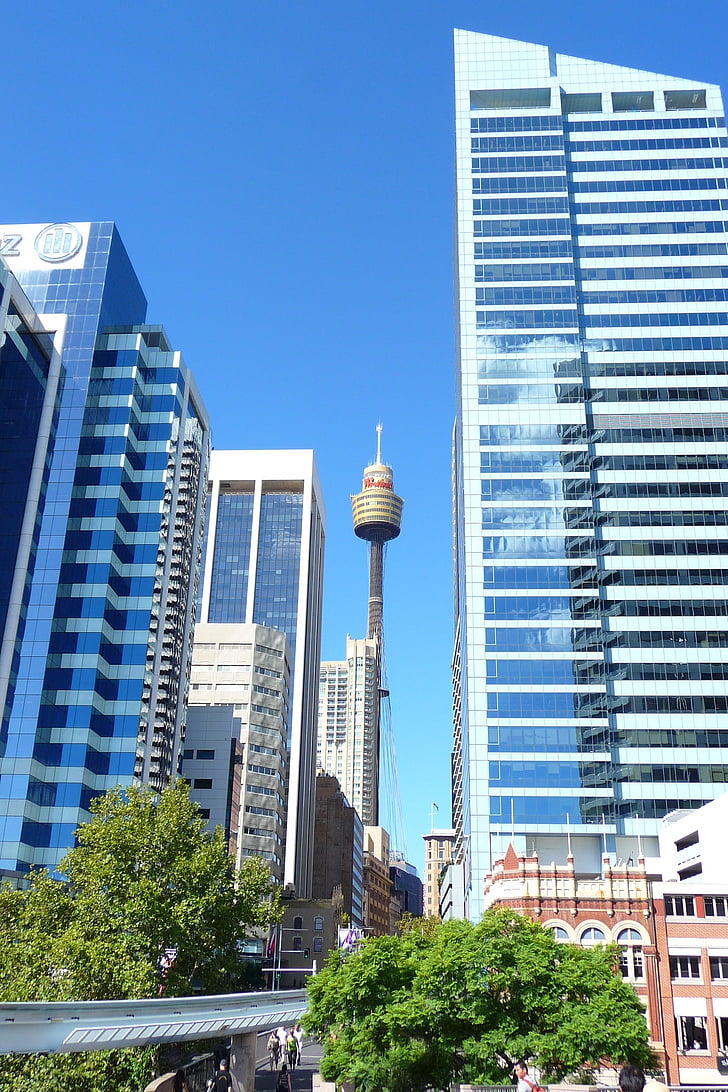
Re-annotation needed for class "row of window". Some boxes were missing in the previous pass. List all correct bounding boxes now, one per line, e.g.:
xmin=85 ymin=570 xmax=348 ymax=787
xmin=484 ymin=660 xmax=728 ymax=684
xmin=478 ymin=286 xmax=728 ymax=304
xmin=487 ymin=724 xmax=728 ymax=750
xmin=670 ymin=954 xmax=728 ymax=979
xmin=473 ymin=174 xmax=728 ymax=194
xmin=481 ymin=534 xmax=728 ymax=560
xmin=666 ymin=895 xmax=721 ymax=916
xmin=473 ymin=197 xmax=728 ymax=215
xmin=469 ymin=116 xmax=726 ymax=134
xmin=478 ymin=383 xmax=728 ymax=404
xmin=480 ymin=423 xmax=728 ymax=445
xmin=480 ymin=450 xmax=728 ymax=473
xmin=569 ymin=136 xmax=728 ymax=152
xmin=472 ymin=155 xmax=728 ymax=175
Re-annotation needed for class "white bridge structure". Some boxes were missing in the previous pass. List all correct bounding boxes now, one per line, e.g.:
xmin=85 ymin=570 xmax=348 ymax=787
xmin=0 ymin=988 xmax=307 ymax=1091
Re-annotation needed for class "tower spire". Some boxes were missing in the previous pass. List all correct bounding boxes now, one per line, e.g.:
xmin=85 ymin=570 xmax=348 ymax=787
xmin=376 ymin=422 xmax=383 ymax=464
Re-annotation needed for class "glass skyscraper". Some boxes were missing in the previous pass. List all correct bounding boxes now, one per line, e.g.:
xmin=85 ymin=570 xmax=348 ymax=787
xmin=0 ymin=224 xmax=210 ymax=877
xmin=197 ymin=449 xmax=326 ymax=897
xmin=453 ymin=33 xmax=728 ymax=919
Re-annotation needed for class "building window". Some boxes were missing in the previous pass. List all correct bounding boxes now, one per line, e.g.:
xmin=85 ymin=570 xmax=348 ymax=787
xmin=314 ymin=916 xmax=324 ymax=932
xmin=313 ymin=937 xmax=323 ymax=953
xmin=664 ymin=895 xmax=696 ymax=916
xmin=199 ymin=809 xmax=210 ymax=820
xmin=293 ymin=936 xmax=302 ymax=951
xmin=670 ymin=955 xmax=701 ymax=979
xmin=705 ymin=896 xmax=728 ymax=917
xmin=717 ymin=1015 xmax=728 ymax=1051
xmin=293 ymin=916 xmax=303 ymax=930
xmin=617 ymin=928 xmax=644 ymax=981
xmin=193 ymin=778 xmax=213 ymax=790
xmin=550 ymin=926 xmax=569 ymax=941
xmin=579 ymin=927 xmax=606 ymax=944
xmin=676 ymin=1015 xmax=708 ymax=1051
xmin=196 ymin=749 xmax=215 ymax=760
xmin=710 ymin=956 xmax=728 ymax=980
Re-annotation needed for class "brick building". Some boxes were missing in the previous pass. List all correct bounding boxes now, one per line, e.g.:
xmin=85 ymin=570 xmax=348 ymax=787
xmin=363 ymin=826 xmax=393 ymax=936
xmin=653 ymin=797 xmax=728 ymax=1085
xmin=311 ymin=773 xmax=364 ymax=926
xmin=483 ymin=844 xmax=662 ymax=1060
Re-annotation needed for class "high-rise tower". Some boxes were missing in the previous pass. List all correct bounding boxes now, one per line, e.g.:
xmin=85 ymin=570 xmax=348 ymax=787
xmin=0 ymin=223 xmax=210 ymax=878
xmin=351 ymin=426 xmax=404 ymax=643
xmin=454 ymin=31 xmax=728 ymax=920
xmin=196 ymin=449 xmax=326 ymax=898
xmin=348 ymin=427 xmax=404 ymax=825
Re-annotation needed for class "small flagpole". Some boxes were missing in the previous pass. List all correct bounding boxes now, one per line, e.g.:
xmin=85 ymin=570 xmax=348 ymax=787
xmin=430 ymin=802 xmax=439 ymax=829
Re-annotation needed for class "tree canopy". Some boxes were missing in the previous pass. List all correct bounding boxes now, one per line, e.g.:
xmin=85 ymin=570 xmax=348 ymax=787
xmin=0 ymin=780 xmax=279 ymax=1091
xmin=305 ymin=909 xmax=655 ymax=1092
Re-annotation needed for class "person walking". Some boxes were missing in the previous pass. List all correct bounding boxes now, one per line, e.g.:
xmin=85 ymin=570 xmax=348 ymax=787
xmin=207 ymin=1057 xmax=232 ymax=1092
xmin=293 ymin=1022 xmax=304 ymax=1066
xmin=268 ymin=1030 xmax=281 ymax=1069
xmin=514 ymin=1061 xmax=542 ymax=1092
xmin=276 ymin=1061 xmax=292 ymax=1092
xmin=286 ymin=1028 xmax=298 ymax=1070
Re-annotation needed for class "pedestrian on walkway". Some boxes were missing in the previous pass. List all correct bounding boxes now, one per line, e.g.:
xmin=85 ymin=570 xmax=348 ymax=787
xmin=207 ymin=1057 xmax=232 ymax=1092
xmin=268 ymin=1030 xmax=281 ymax=1069
xmin=514 ymin=1061 xmax=542 ymax=1092
xmin=293 ymin=1022 xmax=304 ymax=1065
xmin=276 ymin=1062 xmax=292 ymax=1092
xmin=286 ymin=1028 xmax=298 ymax=1069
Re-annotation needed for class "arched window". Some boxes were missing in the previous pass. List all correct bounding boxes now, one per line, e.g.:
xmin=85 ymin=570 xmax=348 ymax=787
xmin=617 ymin=927 xmax=644 ymax=981
xmin=550 ymin=925 xmax=569 ymax=941
xmin=580 ymin=926 xmax=606 ymax=944
xmin=293 ymin=915 xmax=303 ymax=930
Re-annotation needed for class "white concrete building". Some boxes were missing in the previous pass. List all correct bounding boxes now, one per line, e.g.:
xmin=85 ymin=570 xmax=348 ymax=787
xmin=196 ymin=450 xmax=326 ymax=897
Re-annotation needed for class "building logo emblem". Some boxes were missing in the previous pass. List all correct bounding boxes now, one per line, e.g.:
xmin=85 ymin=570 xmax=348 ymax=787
xmin=34 ymin=223 xmax=84 ymax=263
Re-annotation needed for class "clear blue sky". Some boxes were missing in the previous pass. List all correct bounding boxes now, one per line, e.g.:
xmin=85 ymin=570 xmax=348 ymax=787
xmin=5 ymin=0 xmax=728 ymax=874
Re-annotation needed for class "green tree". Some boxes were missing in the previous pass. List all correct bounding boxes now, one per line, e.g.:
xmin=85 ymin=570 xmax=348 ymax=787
xmin=0 ymin=780 xmax=280 ymax=1091
xmin=305 ymin=909 xmax=655 ymax=1092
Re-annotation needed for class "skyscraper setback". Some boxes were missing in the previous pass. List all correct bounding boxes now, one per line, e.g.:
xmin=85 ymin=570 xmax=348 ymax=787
xmin=453 ymin=32 xmax=728 ymax=919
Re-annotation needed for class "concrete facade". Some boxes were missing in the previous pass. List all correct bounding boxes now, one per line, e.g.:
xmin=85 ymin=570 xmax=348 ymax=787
xmin=423 ymin=828 xmax=456 ymax=919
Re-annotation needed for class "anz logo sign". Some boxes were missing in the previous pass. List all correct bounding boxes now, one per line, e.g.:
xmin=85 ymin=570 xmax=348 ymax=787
xmin=0 ymin=223 xmax=85 ymax=263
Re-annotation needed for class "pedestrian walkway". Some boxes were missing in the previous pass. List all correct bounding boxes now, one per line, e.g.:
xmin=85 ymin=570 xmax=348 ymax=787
xmin=255 ymin=1039 xmax=323 ymax=1092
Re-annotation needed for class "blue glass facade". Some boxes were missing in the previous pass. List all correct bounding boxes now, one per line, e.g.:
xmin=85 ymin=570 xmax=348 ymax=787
xmin=454 ymin=34 xmax=728 ymax=919
xmin=0 ymin=225 xmax=210 ymax=876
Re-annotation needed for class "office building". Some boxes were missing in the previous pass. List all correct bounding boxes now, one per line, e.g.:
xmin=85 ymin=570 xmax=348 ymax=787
xmin=0 ymin=223 xmax=210 ymax=876
xmin=362 ymin=825 xmax=393 ymax=935
xmin=317 ymin=636 xmax=379 ymax=825
xmin=197 ymin=449 xmax=325 ymax=897
xmin=653 ymin=795 xmax=728 ymax=1084
xmin=0 ymin=264 xmax=65 ymax=765
xmin=453 ymin=31 xmax=728 ymax=919
xmin=184 ymin=621 xmax=291 ymax=881
xmin=312 ymin=772 xmax=364 ymax=926
xmin=389 ymin=855 xmax=423 ymax=919
xmin=423 ymin=828 xmax=456 ymax=919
